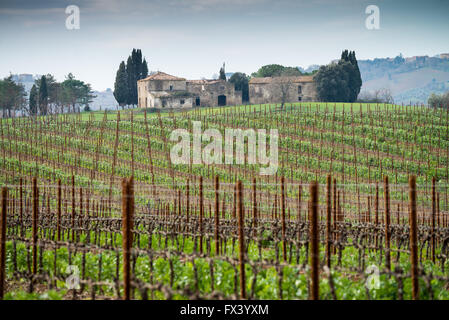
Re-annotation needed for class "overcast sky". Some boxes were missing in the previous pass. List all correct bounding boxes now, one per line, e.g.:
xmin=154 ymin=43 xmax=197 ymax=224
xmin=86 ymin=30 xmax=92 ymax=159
xmin=0 ymin=0 xmax=448 ymax=91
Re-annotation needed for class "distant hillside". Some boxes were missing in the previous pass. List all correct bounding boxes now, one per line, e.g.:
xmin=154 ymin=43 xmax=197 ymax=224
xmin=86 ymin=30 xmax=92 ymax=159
xmin=358 ymin=54 xmax=449 ymax=104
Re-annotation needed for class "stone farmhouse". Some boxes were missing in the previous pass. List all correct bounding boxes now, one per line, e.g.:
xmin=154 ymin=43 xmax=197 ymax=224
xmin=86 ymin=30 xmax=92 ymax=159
xmin=137 ymin=72 xmax=317 ymax=109
xmin=137 ymin=72 xmax=241 ymax=109
xmin=248 ymin=75 xmax=317 ymax=104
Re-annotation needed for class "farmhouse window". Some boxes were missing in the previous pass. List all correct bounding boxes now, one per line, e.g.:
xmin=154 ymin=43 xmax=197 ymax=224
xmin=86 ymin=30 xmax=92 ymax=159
xmin=170 ymin=85 xmax=173 ymax=91
xmin=298 ymin=96 xmax=302 ymax=101
xmin=298 ymin=86 xmax=302 ymax=94
xmin=180 ymin=99 xmax=185 ymax=105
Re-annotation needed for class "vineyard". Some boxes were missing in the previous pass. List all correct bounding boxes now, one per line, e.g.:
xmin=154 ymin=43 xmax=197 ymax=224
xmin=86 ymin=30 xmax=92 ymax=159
xmin=0 ymin=102 xmax=449 ymax=300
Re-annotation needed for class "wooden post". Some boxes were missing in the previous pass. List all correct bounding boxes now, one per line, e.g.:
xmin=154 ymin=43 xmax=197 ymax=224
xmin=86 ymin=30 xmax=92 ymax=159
xmin=199 ymin=176 xmax=203 ymax=253
xmin=431 ymin=177 xmax=436 ymax=263
xmin=409 ymin=175 xmax=419 ymax=300
xmin=71 ymin=175 xmax=75 ymax=242
xmin=309 ymin=181 xmax=319 ymax=300
xmin=281 ymin=176 xmax=287 ymax=262
xmin=237 ymin=180 xmax=246 ymax=299
xmin=325 ymin=175 xmax=332 ymax=268
xmin=297 ymin=184 xmax=302 ymax=222
xmin=252 ymin=177 xmax=257 ymax=237
xmin=19 ymin=178 xmax=23 ymax=237
xmin=122 ymin=177 xmax=134 ymax=300
xmin=186 ymin=179 xmax=190 ymax=225
xmin=332 ymin=178 xmax=337 ymax=254
xmin=57 ymin=179 xmax=61 ymax=241
xmin=0 ymin=187 xmax=7 ymax=300
xmin=32 ymin=177 xmax=38 ymax=274
xmin=214 ymin=175 xmax=220 ymax=255
xmin=384 ymin=176 xmax=391 ymax=271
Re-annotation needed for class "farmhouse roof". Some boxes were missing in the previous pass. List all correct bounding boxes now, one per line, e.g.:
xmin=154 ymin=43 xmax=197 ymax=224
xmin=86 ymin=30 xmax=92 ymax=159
xmin=139 ymin=71 xmax=186 ymax=81
xmin=249 ymin=75 xmax=314 ymax=84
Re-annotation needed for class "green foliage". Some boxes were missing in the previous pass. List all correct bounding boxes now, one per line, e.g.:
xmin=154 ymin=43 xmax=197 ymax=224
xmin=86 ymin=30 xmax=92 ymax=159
xmin=29 ymin=84 xmax=38 ymax=115
xmin=61 ymin=73 xmax=95 ymax=113
xmin=315 ymin=50 xmax=362 ymax=102
xmin=251 ymin=64 xmax=302 ymax=78
xmin=38 ymin=75 xmax=48 ymax=115
xmin=428 ymin=91 xmax=449 ymax=108
xmin=229 ymin=72 xmax=249 ymax=102
xmin=0 ymin=75 xmax=26 ymax=117
xmin=124 ymin=48 xmax=149 ymax=106
xmin=114 ymin=61 xmax=129 ymax=108
xmin=219 ymin=63 xmax=226 ymax=81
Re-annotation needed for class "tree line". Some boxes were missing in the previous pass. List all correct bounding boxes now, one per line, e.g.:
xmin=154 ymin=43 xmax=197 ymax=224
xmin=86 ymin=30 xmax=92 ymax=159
xmin=0 ymin=73 xmax=94 ymax=117
xmin=113 ymin=49 xmax=148 ymax=108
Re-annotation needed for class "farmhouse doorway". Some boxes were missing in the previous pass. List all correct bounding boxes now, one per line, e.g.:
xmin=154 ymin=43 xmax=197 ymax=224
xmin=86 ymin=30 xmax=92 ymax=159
xmin=218 ymin=95 xmax=226 ymax=106
xmin=195 ymin=97 xmax=201 ymax=106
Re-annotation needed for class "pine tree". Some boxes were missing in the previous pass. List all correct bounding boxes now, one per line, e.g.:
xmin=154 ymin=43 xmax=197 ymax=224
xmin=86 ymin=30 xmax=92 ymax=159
xmin=29 ymin=84 xmax=38 ymax=115
xmin=38 ymin=75 xmax=48 ymax=115
xmin=114 ymin=61 xmax=129 ymax=109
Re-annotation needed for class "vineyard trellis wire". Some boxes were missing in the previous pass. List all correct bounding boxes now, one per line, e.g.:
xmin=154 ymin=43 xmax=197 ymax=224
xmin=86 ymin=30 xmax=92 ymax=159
xmin=0 ymin=175 xmax=449 ymax=300
xmin=1 ymin=102 xmax=449 ymax=300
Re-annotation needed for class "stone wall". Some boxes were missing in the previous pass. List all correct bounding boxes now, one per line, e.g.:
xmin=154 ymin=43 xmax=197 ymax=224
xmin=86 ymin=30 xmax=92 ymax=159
xmin=153 ymin=95 xmax=193 ymax=109
xmin=249 ymin=79 xmax=317 ymax=105
xmin=186 ymin=80 xmax=242 ymax=107
xmin=147 ymin=79 xmax=186 ymax=92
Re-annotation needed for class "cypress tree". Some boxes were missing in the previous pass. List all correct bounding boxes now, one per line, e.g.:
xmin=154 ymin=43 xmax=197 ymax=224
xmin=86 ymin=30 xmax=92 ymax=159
xmin=341 ymin=49 xmax=349 ymax=62
xmin=38 ymin=75 xmax=48 ymax=115
xmin=349 ymin=51 xmax=362 ymax=101
xmin=219 ymin=63 xmax=226 ymax=81
xmin=121 ymin=49 xmax=149 ymax=106
xmin=126 ymin=56 xmax=135 ymax=106
xmin=29 ymin=84 xmax=38 ymax=115
xmin=135 ymin=49 xmax=143 ymax=80
xmin=114 ymin=61 xmax=129 ymax=109
xmin=142 ymin=58 xmax=149 ymax=79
